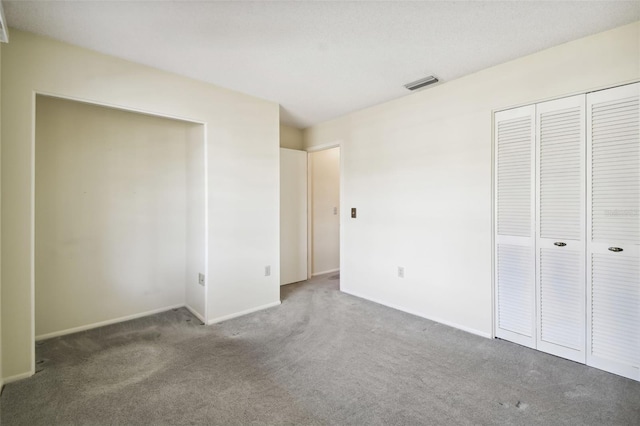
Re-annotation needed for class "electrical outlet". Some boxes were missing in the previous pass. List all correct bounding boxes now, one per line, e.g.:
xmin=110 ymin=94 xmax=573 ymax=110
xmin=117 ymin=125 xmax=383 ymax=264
xmin=198 ymin=273 xmax=205 ymax=286
xmin=265 ymin=265 xmax=271 ymax=277
xmin=398 ymin=266 xmax=405 ymax=278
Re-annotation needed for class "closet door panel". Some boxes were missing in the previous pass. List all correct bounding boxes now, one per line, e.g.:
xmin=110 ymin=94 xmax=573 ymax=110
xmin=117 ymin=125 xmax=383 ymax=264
xmin=590 ymin=253 xmax=639 ymax=373
xmin=495 ymin=105 xmax=536 ymax=348
xmin=535 ymin=95 xmax=586 ymax=363
xmin=587 ymin=83 xmax=640 ymax=381
xmin=539 ymin=246 xmax=584 ymax=352
xmin=497 ymin=242 xmax=534 ymax=339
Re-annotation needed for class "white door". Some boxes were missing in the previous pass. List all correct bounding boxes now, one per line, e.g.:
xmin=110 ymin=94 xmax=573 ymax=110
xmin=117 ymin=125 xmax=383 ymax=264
xmin=586 ymin=83 xmax=640 ymax=380
xmin=494 ymin=105 xmax=536 ymax=348
xmin=280 ymin=148 xmax=308 ymax=285
xmin=535 ymin=94 xmax=586 ymax=363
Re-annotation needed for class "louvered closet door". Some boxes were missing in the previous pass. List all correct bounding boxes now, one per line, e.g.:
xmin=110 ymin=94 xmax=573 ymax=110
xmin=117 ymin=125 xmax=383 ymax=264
xmin=535 ymin=95 xmax=586 ymax=363
xmin=587 ymin=83 xmax=640 ymax=381
xmin=495 ymin=105 xmax=536 ymax=348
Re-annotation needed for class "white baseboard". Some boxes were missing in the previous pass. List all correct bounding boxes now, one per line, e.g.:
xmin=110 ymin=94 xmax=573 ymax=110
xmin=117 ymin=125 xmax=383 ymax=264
xmin=2 ymin=370 xmax=34 ymax=385
xmin=207 ymin=301 xmax=281 ymax=325
xmin=35 ymin=303 xmax=185 ymax=341
xmin=280 ymin=279 xmax=306 ymax=286
xmin=185 ymin=304 xmax=206 ymax=323
xmin=341 ymin=289 xmax=492 ymax=339
xmin=312 ymin=268 xmax=340 ymax=277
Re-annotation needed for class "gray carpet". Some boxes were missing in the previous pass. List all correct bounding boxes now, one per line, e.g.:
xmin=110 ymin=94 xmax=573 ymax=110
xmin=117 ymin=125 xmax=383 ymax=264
xmin=1 ymin=274 xmax=639 ymax=425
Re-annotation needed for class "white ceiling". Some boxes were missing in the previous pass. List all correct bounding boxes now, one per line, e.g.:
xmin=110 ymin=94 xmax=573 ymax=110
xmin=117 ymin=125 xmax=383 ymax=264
xmin=4 ymin=1 xmax=640 ymax=128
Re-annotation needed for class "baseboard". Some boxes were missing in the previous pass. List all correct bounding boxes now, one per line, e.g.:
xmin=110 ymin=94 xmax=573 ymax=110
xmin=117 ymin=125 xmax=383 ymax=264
xmin=35 ymin=303 xmax=185 ymax=341
xmin=185 ymin=304 xmax=206 ymax=324
xmin=2 ymin=370 xmax=34 ymax=385
xmin=207 ymin=301 xmax=281 ymax=325
xmin=341 ymin=289 xmax=492 ymax=339
xmin=280 ymin=279 xmax=306 ymax=286
xmin=312 ymin=268 xmax=340 ymax=277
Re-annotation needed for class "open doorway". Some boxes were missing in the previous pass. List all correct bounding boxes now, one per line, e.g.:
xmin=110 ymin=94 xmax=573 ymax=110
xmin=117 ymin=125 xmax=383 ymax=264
xmin=34 ymin=95 xmax=207 ymax=340
xmin=308 ymin=147 xmax=341 ymax=278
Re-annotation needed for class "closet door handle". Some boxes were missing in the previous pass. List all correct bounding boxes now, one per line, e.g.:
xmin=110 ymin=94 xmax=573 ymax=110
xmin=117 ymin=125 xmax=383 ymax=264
xmin=608 ymin=247 xmax=623 ymax=253
xmin=554 ymin=242 xmax=567 ymax=247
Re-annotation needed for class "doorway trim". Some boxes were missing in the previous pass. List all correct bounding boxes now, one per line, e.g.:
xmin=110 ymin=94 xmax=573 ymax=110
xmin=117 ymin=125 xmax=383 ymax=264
xmin=306 ymin=141 xmax=343 ymax=281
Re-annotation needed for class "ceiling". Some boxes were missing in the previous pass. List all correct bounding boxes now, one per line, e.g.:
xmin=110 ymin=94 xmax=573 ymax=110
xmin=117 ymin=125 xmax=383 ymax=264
xmin=4 ymin=1 xmax=640 ymax=129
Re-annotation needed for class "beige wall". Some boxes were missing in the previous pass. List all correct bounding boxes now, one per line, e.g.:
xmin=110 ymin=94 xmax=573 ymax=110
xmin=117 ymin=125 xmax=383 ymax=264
xmin=1 ymin=30 xmax=280 ymax=380
xmin=304 ymin=22 xmax=640 ymax=337
xmin=310 ymin=147 xmax=340 ymax=275
xmin=304 ymin=116 xmax=349 ymax=150
xmin=280 ymin=124 xmax=304 ymax=150
xmin=35 ymin=96 xmax=200 ymax=338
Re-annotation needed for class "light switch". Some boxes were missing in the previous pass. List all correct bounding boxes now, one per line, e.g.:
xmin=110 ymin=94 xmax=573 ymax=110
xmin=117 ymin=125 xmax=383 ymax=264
xmin=351 ymin=208 xmax=357 ymax=218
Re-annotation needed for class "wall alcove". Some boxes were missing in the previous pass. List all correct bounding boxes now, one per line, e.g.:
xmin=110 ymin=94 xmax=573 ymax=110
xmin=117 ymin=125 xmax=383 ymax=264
xmin=35 ymin=95 xmax=207 ymax=340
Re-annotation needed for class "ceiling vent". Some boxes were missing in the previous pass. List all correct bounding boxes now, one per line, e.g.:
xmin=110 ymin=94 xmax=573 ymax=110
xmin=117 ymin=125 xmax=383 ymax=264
xmin=0 ymin=1 xmax=8 ymax=43
xmin=404 ymin=75 xmax=438 ymax=91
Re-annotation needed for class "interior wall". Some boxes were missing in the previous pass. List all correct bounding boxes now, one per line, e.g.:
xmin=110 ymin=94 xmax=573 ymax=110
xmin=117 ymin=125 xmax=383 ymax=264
xmin=304 ymin=21 xmax=640 ymax=337
xmin=34 ymin=96 xmax=196 ymax=338
xmin=310 ymin=147 xmax=340 ymax=275
xmin=186 ymin=124 xmax=206 ymax=320
xmin=1 ymin=29 xmax=280 ymax=380
xmin=280 ymin=124 xmax=304 ymax=150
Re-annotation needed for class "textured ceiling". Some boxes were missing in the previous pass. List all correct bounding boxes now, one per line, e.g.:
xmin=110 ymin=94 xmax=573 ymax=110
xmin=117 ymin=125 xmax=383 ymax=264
xmin=4 ymin=1 xmax=640 ymax=128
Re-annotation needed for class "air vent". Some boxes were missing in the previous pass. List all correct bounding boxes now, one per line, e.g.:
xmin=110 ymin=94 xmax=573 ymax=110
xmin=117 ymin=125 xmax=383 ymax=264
xmin=0 ymin=1 xmax=8 ymax=43
xmin=404 ymin=75 xmax=438 ymax=91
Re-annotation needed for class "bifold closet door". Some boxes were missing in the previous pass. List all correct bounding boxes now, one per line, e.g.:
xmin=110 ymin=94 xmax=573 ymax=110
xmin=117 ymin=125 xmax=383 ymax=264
xmin=587 ymin=83 xmax=640 ymax=381
xmin=535 ymin=95 xmax=586 ymax=363
xmin=494 ymin=105 xmax=536 ymax=348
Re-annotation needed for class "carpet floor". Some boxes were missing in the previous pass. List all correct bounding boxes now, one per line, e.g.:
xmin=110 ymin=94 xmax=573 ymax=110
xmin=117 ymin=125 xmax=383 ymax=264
xmin=1 ymin=273 xmax=639 ymax=425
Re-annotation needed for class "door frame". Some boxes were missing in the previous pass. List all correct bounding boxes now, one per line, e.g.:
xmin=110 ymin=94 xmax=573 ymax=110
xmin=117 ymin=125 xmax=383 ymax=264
xmin=306 ymin=142 xmax=343 ymax=281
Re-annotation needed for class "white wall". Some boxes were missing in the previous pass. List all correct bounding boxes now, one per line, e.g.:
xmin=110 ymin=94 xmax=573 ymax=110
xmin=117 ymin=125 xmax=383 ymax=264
xmin=186 ymin=124 xmax=206 ymax=320
xmin=310 ymin=147 xmax=340 ymax=275
xmin=34 ymin=96 xmax=198 ymax=338
xmin=1 ymin=30 xmax=280 ymax=380
xmin=280 ymin=124 xmax=304 ymax=150
xmin=304 ymin=21 xmax=640 ymax=337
